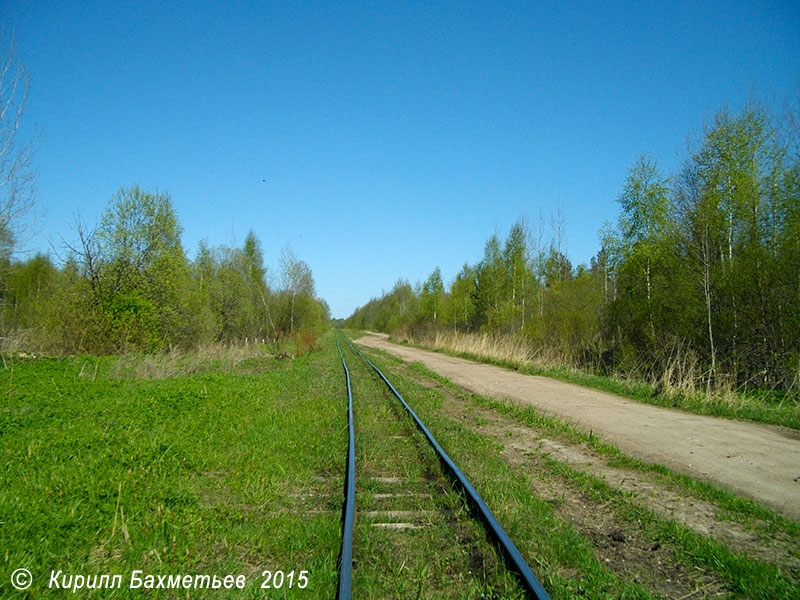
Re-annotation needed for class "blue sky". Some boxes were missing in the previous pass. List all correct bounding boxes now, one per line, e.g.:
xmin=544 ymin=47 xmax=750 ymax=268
xmin=7 ymin=1 xmax=800 ymax=318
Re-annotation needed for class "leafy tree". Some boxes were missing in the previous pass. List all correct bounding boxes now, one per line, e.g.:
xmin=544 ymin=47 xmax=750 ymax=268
xmin=189 ymin=232 xmax=273 ymax=344
xmin=541 ymin=267 xmax=603 ymax=363
xmin=448 ymin=264 xmax=477 ymax=330
xmin=89 ymin=185 xmax=195 ymax=350
xmin=0 ymin=253 xmax=58 ymax=335
xmin=474 ymin=234 xmax=505 ymax=330
xmin=99 ymin=185 xmax=183 ymax=293
xmin=420 ymin=266 xmax=445 ymax=325
xmin=279 ymin=244 xmax=314 ymax=335
xmin=242 ymin=230 xmax=274 ymax=340
xmin=192 ymin=239 xmax=220 ymax=336
xmin=503 ymin=219 xmax=530 ymax=332
xmin=543 ymin=247 xmax=572 ymax=288
xmin=612 ymin=154 xmax=673 ymax=347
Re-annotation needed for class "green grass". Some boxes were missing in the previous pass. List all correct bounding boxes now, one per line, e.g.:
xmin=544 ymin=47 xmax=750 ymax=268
xmin=1 ymin=336 xmax=346 ymax=598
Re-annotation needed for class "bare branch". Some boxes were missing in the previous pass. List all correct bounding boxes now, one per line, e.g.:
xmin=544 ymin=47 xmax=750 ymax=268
xmin=62 ymin=213 xmax=104 ymax=298
xmin=0 ymin=26 xmax=36 ymax=257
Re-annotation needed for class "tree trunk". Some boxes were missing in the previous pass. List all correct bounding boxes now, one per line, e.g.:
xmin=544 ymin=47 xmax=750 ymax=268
xmin=646 ymin=256 xmax=655 ymax=340
xmin=702 ymin=232 xmax=716 ymax=385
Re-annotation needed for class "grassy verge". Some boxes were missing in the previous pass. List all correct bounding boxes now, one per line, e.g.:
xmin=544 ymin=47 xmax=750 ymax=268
xmin=355 ymin=345 xmax=800 ymax=598
xmin=387 ymin=330 xmax=800 ymax=430
xmin=1 ymin=334 xmax=345 ymax=598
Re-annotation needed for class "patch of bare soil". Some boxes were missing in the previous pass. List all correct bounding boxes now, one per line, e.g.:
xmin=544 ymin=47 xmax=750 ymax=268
xmin=392 ymin=364 xmax=800 ymax=598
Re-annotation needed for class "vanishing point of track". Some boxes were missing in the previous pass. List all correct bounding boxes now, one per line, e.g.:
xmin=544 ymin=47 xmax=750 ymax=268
xmin=334 ymin=331 xmax=550 ymax=600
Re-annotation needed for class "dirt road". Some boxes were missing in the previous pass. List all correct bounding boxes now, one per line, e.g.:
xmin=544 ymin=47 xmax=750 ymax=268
xmin=356 ymin=332 xmax=800 ymax=521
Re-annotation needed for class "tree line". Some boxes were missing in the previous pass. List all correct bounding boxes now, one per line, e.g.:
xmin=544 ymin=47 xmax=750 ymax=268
xmin=347 ymin=101 xmax=799 ymax=393
xmin=0 ymin=185 xmax=330 ymax=354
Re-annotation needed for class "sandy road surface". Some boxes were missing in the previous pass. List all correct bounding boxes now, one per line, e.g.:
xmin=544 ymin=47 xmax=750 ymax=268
xmin=356 ymin=332 xmax=800 ymax=521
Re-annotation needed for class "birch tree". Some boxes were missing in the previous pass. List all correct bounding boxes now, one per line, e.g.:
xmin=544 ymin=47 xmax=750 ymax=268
xmin=449 ymin=264 xmax=476 ymax=331
xmin=615 ymin=154 xmax=671 ymax=341
xmin=420 ymin=266 xmax=445 ymax=325
xmin=503 ymin=219 xmax=530 ymax=332
xmin=279 ymin=244 xmax=314 ymax=335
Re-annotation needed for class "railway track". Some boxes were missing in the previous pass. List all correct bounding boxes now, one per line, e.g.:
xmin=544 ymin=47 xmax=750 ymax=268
xmin=334 ymin=331 xmax=550 ymax=599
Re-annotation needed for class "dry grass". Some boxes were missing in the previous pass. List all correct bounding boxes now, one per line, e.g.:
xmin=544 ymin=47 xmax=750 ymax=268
xmin=392 ymin=328 xmax=798 ymax=427
xmin=291 ymin=329 xmax=321 ymax=357
xmin=0 ymin=328 xmax=48 ymax=353
xmin=397 ymin=328 xmax=711 ymax=398
xmin=394 ymin=329 xmax=571 ymax=373
xmin=108 ymin=343 xmax=273 ymax=380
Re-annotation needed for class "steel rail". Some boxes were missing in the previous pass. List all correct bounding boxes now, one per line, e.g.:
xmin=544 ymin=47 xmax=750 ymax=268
xmin=341 ymin=334 xmax=551 ymax=600
xmin=335 ymin=331 xmax=356 ymax=600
